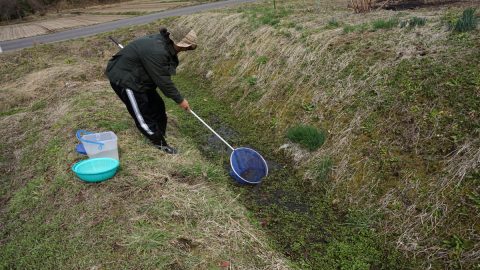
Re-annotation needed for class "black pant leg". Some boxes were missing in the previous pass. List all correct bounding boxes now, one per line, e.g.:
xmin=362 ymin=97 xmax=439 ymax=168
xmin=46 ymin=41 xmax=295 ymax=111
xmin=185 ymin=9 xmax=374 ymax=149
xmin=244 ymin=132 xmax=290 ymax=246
xmin=146 ymin=89 xmax=168 ymax=137
xmin=110 ymin=82 xmax=166 ymax=145
xmin=110 ymin=82 xmax=150 ymax=137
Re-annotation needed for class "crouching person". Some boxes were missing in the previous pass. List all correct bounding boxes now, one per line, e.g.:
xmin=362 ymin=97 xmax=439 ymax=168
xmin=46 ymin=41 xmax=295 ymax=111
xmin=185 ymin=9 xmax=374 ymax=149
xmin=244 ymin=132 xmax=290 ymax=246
xmin=105 ymin=27 xmax=197 ymax=154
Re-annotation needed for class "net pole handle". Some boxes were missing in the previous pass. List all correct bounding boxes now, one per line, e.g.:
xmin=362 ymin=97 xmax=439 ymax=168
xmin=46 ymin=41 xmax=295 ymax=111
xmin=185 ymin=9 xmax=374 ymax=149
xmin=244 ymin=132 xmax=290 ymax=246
xmin=189 ymin=109 xmax=235 ymax=151
xmin=109 ymin=36 xmax=124 ymax=48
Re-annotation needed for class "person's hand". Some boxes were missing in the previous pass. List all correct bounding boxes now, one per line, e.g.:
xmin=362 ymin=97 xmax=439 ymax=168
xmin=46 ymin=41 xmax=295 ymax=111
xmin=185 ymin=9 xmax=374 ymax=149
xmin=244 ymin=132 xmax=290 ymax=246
xmin=179 ymin=99 xmax=190 ymax=111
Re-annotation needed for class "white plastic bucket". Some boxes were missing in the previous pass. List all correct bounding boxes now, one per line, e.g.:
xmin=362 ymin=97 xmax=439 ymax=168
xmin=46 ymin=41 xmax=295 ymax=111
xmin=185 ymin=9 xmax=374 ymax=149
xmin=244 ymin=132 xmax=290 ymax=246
xmin=77 ymin=130 xmax=119 ymax=160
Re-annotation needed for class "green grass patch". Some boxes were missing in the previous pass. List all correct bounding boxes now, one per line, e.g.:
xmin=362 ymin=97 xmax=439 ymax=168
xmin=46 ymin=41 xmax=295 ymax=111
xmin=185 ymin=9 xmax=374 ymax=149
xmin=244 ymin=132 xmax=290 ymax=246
xmin=241 ymin=6 xmax=291 ymax=28
xmin=317 ymin=228 xmax=381 ymax=269
xmin=256 ymin=55 xmax=269 ymax=65
xmin=0 ymin=107 xmax=25 ymax=116
xmin=372 ymin=18 xmax=399 ymax=30
xmin=277 ymin=29 xmax=292 ymax=38
xmin=178 ymin=162 xmax=225 ymax=183
xmin=245 ymin=88 xmax=264 ymax=102
xmin=442 ymin=234 xmax=474 ymax=262
xmin=97 ymin=119 xmax=131 ymax=132
xmin=31 ymin=100 xmax=47 ymax=111
xmin=245 ymin=76 xmax=258 ymax=86
xmin=453 ymin=8 xmax=478 ymax=32
xmin=313 ymin=157 xmax=333 ymax=181
xmin=286 ymin=125 xmax=326 ymax=151
xmin=343 ymin=23 xmax=369 ymax=33
xmin=326 ymin=18 xmax=341 ymax=29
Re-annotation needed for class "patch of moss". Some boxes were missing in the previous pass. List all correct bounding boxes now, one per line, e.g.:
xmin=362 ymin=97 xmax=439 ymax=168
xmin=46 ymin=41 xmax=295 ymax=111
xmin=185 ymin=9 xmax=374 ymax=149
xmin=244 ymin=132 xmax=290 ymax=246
xmin=286 ymin=125 xmax=326 ymax=151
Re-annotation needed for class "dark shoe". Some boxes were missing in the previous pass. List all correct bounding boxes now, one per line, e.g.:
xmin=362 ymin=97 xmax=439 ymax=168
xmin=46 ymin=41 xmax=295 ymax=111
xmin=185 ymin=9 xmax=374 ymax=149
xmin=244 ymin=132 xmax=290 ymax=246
xmin=154 ymin=143 xmax=177 ymax=154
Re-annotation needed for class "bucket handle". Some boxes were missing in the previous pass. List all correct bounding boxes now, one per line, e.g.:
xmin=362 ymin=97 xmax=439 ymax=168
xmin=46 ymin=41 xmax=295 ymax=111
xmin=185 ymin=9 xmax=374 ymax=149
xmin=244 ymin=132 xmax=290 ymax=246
xmin=76 ymin=130 xmax=104 ymax=150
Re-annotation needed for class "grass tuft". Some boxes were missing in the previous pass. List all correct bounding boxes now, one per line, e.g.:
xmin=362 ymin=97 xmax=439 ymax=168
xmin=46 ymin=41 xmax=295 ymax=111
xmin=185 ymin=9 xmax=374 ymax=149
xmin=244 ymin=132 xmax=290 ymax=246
xmin=400 ymin=17 xmax=427 ymax=28
xmin=372 ymin=18 xmax=399 ymax=30
xmin=286 ymin=125 xmax=326 ymax=151
xmin=246 ymin=76 xmax=257 ymax=86
xmin=409 ymin=16 xmax=427 ymax=27
xmin=314 ymin=157 xmax=333 ymax=181
xmin=326 ymin=18 xmax=341 ymax=29
xmin=453 ymin=8 xmax=478 ymax=32
xmin=242 ymin=6 xmax=290 ymax=28
xmin=343 ymin=23 xmax=369 ymax=33
xmin=256 ymin=55 xmax=268 ymax=65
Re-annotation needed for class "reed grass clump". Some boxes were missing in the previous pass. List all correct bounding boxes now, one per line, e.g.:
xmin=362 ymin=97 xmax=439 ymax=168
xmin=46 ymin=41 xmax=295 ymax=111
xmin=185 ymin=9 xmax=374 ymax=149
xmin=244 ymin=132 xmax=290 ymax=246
xmin=350 ymin=0 xmax=375 ymax=13
xmin=372 ymin=18 xmax=399 ymax=30
xmin=453 ymin=8 xmax=477 ymax=32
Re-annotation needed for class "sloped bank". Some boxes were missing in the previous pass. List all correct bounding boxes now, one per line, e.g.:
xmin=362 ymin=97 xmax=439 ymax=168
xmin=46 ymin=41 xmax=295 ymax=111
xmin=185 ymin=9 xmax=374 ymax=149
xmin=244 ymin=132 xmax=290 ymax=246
xmin=170 ymin=1 xmax=479 ymax=268
xmin=171 ymin=74 xmax=407 ymax=269
xmin=1 ymin=0 xmax=477 ymax=268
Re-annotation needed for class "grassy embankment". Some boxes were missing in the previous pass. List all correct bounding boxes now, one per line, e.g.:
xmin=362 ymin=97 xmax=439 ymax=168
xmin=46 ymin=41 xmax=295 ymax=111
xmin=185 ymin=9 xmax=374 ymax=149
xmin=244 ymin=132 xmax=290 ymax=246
xmin=171 ymin=1 xmax=479 ymax=269
xmin=0 ymin=26 xmax=289 ymax=270
xmin=1 ymin=0 xmax=479 ymax=269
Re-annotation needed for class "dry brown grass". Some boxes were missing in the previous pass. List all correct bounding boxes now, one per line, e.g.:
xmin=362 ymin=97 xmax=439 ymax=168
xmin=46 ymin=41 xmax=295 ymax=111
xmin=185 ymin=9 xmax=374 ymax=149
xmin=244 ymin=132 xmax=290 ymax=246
xmin=0 ymin=65 xmax=81 ymax=110
xmin=350 ymin=0 xmax=376 ymax=12
xmin=445 ymin=138 xmax=480 ymax=188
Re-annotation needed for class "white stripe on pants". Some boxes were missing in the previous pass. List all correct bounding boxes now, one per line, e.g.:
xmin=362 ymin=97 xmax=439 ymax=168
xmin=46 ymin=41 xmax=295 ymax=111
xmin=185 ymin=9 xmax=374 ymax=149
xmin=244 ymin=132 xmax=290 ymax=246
xmin=126 ymin=89 xmax=154 ymax=135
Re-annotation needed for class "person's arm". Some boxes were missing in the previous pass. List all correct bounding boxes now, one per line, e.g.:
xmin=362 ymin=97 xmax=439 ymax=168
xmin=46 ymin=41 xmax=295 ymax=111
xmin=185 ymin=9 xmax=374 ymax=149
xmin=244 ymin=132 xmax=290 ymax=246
xmin=151 ymin=74 xmax=184 ymax=103
xmin=141 ymin=51 xmax=184 ymax=103
xmin=141 ymin=45 xmax=191 ymax=110
xmin=153 ymin=75 xmax=190 ymax=111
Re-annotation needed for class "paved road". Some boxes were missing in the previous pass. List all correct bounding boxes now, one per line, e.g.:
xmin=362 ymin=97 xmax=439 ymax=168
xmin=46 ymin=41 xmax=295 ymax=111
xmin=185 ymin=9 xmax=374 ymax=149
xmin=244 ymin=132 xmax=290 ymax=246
xmin=0 ymin=0 xmax=257 ymax=53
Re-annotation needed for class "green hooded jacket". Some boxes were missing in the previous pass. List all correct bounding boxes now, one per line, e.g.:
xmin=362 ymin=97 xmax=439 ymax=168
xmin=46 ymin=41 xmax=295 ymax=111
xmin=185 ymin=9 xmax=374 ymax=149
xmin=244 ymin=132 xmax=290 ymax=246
xmin=105 ymin=33 xmax=183 ymax=103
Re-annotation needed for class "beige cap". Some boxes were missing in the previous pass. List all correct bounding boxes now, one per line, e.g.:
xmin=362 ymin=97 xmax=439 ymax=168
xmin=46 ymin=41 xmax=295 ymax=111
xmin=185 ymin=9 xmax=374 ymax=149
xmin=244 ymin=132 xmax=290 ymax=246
xmin=170 ymin=28 xmax=197 ymax=48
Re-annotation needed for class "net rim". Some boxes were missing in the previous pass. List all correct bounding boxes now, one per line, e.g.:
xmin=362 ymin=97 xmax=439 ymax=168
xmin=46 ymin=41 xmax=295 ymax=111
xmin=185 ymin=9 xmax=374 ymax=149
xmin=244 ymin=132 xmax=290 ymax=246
xmin=230 ymin=147 xmax=269 ymax=184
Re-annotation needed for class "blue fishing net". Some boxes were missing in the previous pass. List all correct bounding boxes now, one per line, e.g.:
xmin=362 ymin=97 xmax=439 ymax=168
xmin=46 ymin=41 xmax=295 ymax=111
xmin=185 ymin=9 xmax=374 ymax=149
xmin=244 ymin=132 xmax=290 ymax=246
xmin=230 ymin=147 xmax=268 ymax=184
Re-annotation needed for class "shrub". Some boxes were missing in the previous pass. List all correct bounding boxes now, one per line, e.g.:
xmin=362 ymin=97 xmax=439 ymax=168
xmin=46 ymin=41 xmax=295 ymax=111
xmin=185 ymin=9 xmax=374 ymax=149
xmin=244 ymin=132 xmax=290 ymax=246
xmin=350 ymin=0 xmax=375 ymax=13
xmin=0 ymin=0 xmax=27 ymax=20
xmin=286 ymin=125 xmax=326 ymax=151
xmin=453 ymin=8 xmax=478 ymax=32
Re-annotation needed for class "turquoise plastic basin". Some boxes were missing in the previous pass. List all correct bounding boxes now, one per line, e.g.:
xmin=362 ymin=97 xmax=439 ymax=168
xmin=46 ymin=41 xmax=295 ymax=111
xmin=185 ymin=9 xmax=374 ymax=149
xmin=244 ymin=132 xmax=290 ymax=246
xmin=72 ymin=158 xmax=119 ymax=183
